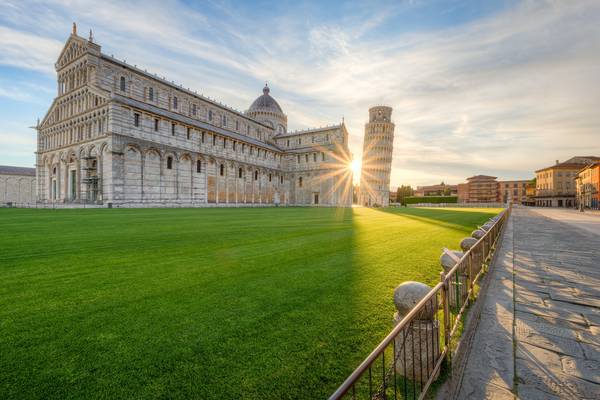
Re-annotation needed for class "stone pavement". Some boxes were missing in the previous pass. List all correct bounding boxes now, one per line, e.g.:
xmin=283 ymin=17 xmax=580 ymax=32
xmin=454 ymin=207 xmax=600 ymax=399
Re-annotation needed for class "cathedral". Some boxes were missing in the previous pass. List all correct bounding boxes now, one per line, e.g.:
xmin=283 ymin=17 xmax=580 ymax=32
xmin=36 ymin=25 xmax=353 ymax=207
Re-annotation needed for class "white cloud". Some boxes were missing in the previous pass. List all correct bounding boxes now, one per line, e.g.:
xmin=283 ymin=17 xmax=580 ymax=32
xmin=1 ymin=0 xmax=600 ymax=185
xmin=0 ymin=26 xmax=62 ymax=74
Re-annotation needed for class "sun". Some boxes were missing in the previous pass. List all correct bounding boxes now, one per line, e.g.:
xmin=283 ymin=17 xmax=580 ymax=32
xmin=349 ymin=159 xmax=361 ymax=175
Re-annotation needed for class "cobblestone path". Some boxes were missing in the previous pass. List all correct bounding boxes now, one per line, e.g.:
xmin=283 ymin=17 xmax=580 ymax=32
xmin=456 ymin=207 xmax=600 ymax=399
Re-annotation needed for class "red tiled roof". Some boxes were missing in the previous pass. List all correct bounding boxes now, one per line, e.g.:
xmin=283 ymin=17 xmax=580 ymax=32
xmin=466 ymin=175 xmax=497 ymax=181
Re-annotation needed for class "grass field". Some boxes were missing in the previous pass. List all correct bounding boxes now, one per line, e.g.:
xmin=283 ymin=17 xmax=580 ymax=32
xmin=0 ymin=206 xmax=501 ymax=399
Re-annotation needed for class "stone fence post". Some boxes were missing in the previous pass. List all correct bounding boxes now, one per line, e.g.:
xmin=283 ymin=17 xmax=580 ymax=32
xmin=440 ymin=249 xmax=465 ymax=310
xmin=393 ymin=281 xmax=440 ymax=383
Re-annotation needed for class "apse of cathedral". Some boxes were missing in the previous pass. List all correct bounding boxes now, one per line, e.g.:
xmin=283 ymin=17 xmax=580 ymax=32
xmin=35 ymin=25 xmax=353 ymax=207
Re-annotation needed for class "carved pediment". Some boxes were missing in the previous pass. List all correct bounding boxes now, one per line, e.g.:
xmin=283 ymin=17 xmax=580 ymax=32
xmin=55 ymin=36 xmax=88 ymax=70
xmin=39 ymin=86 xmax=110 ymax=129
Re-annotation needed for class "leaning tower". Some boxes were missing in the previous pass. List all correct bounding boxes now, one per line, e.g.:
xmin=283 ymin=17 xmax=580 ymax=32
xmin=359 ymin=106 xmax=395 ymax=206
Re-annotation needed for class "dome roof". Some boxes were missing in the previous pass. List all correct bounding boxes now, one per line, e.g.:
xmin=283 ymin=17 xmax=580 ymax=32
xmin=248 ymin=84 xmax=283 ymax=114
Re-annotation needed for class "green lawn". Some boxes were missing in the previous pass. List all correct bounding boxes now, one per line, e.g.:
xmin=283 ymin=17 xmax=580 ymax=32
xmin=0 ymin=206 xmax=500 ymax=399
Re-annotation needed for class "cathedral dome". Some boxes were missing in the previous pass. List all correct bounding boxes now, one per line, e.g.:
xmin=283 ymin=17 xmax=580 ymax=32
xmin=246 ymin=84 xmax=288 ymax=136
xmin=248 ymin=84 xmax=283 ymax=114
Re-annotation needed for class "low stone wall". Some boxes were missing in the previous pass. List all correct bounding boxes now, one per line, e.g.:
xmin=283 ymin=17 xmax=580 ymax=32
xmin=6 ymin=201 xmax=350 ymax=209
xmin=407 ymin=202 xmax=505 ymax=208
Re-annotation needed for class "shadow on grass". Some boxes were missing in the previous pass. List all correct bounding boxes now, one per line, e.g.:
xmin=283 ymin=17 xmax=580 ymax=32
xmin=0 ymin=206 xmax=503 ymax=400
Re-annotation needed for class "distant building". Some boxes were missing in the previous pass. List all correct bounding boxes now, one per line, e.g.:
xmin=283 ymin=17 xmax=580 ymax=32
xmin=525 ymin=181 xmax=536 ymax=206
xmin=535 ymin=157 xmax=600 ymax=207
xmin=458 ymin=175 xmax=529 ymax=204
xmin=0 ymin=165 xmax=36 ymax=205
xmin=359 ymin=106 xmax=395 ymax=207
xmin=575 ymin=162 xmax=600 ymax=209
xmin=458 ymin=175 xmax=499 ymax=203
xmin=414 ymin=183 xmax=457 ymax=197
xmin=498 ymin=180 xmax=528 ymax=204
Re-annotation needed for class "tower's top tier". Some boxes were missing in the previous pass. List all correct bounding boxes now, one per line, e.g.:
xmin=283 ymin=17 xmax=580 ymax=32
xmin=368 ymin=106 xmax=393 ymax=123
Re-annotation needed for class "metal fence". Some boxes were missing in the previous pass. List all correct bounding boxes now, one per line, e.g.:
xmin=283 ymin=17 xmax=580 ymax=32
xmin=328 ymin=206 xmax=510 ymax=400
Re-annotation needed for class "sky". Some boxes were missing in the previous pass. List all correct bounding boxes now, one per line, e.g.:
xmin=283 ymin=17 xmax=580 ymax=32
xmin=1 ymin=0 xmax=599 ymax=188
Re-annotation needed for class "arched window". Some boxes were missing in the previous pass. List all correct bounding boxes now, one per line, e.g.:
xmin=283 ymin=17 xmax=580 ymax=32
xmin=238 ymin=168 xmax=243 ymax=178
xmin=197 ymin=160 xmax=202 ymax=173
xmin=208 ymin=110 xmax=213 ymax=121
xmin=313 ymin=153 xmax=317 ymax=162
xmin=254 ymin=171 xmax=258 ymax=181
xmin=120 ymin=76 xmax=126 ymax=91
xmin=321 ymin=152 xmax=325 ymax=161
xmin=222 ymin=115 xmax=227 ymax=126
xmin=220 ymin=164 xmax=224 ymax=176
xmin=148 ymin=87 xmax=154 ymax=101
xmin=173 ymin=96 xmax=178 ymax=109
xmin=167 ymin=156 xmax=173 ymax=170
xmin=299 ymin=177 xmax=303 ymax=187
xmin=269 ymin=173 xmax=272 ymax=182
xmin=192 ymin=104 xmax=197 ymax=116
xmin=280 ymin=176 xmax=283 ymax=184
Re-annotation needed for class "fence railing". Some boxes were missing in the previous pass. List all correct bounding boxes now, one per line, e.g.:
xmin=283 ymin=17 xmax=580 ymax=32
xmin=328 ymin=206 xmax=511 ymax=400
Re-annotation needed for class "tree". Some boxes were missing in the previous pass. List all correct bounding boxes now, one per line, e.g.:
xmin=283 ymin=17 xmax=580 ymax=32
xmin=396 ymin=185 xmax=414 ymax=205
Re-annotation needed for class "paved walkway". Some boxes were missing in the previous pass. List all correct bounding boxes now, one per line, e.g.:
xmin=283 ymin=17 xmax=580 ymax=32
xmin=455 ymin=207 xmax=600 ymax=399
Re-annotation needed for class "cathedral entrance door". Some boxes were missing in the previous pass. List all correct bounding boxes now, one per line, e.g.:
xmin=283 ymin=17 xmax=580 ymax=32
xmin=69 ymin=170 xmax=76 ymax=201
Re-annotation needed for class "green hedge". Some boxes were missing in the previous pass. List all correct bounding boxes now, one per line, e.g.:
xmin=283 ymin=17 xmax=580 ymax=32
xmin=403 ymin=196 xmax=458 ymax=205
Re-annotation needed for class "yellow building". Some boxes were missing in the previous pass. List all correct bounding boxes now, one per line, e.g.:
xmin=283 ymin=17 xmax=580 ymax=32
xmin=525 ymin=181 xmax=536 ymax=206
xmin=535 ymin=157 xmax=600 ymax=207
xmin=576 ymin=162 xmax=600 ymax=209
